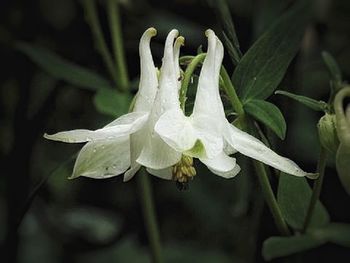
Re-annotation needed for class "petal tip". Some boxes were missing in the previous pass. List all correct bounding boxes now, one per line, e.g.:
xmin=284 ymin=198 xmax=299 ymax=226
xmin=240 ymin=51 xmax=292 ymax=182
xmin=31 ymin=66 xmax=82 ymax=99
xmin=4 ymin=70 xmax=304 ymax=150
xmin=205 ymin=29 xmax=214 ymax=37
xmin=146 ymin=27 xmax=157 ymax=37
xmin=306 ymin=172 xmax=319 ymax=180
xmin=175 ymin=36 xmax=185 ymax=47
xmin=68 ymin=174 xmax=78 ymax=180
xmin=43 ymin=133 xmax=55 ymax=141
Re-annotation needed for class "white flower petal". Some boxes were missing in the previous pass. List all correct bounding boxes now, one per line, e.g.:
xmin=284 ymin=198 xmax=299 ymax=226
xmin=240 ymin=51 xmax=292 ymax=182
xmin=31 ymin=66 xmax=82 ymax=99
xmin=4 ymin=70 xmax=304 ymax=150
xmin=200 ymin=152 xmax=240 ymax=178
xmin=45 ymin=112 xmax=149 ymax=143
xmin=156 ymin=109 xmax=223 ymax=159
xmin=191 ymin=114 xmax=224 ymax=158
xmin=124 ymin=128 xmax=149 ymax=182
xmin=146 ymin=167 xmax=173 ymax=180
xmin=224 ymin=123 xmax=311 ymax=177
xmin=173 ymin=36 xmax=184 ymax=91
xmin=150 ymin=29 xmax=180 ymax=120
xmin=71 ymin=136 xmax=130 ymax=179
xmin=104 ymin=111 xmax=149 ymax=128
xmin=135 ymin=30 xmax=182 ymax=170
xmin=133 ymin=28 xmax=158 ymax=112
xmin=136 ymin=132 xmax=181 ymax=170
xmin=155 ymin=108 xmax=197 ymax=152
xmin=192 ymin=29 xmax=225 ymax=121
xmin=124 ymin=164 xmax=141 ymax=182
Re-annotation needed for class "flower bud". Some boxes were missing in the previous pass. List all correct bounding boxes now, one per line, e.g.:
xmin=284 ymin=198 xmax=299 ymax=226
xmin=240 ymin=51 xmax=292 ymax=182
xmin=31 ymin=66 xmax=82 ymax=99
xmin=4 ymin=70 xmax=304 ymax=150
xmin=334 ymin=87 xmax=350 ymax=195
xmin=317 ymin=113 xmax=339 ymax=155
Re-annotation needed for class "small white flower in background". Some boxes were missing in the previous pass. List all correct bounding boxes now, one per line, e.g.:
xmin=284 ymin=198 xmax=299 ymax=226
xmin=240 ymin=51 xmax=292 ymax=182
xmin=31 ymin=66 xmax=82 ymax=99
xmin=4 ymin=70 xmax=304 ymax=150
xmin=155 ymin=29 xmax=314 ymax=180
xmin=44 ymin=28 xmax=184 ymax=181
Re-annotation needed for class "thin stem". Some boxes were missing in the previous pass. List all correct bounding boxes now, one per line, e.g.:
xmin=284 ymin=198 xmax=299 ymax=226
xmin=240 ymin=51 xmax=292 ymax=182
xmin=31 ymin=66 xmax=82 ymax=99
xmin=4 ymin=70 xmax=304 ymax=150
xmin=81 ymin=0 xmax=119 ymax=87
xmin=252 ymin=159 xmax=291 ymax=236
xmin=179 ymin=53 xmax=206 ymax=110
xmin=220 ymin=74 xmax=290 ymax=235
xmin=220 ymin=66 xmax=244 ymax=115
xmin=106 ymin=0 xmax=129 ymax=91
xmin=137 ymin=171 xmax=163 ymax=263
xmin=302 ymin=147 xmax=327 ymax=232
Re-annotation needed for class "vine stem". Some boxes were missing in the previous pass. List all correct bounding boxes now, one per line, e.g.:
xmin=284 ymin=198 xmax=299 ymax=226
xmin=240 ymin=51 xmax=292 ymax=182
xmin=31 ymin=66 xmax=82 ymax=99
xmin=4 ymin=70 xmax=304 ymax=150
xmin=81 ymin=0 xmax=119 ymax=87
xmin=220 ymin=66 xmax=244 ymax=115
xmin=221 ymin=70 xmax=290 ymax=236
xmin=302 ymin=147 xmax=327 ymax=232
xmin=179 ymin=53 xmax=206 ymax=110
xmin=137 ymin=171 xmax=163 ymax=263
xmin=253 ymin=159 xmax=291 ymax=236
xmin=106 ymin=0 xmax=129 ymax=91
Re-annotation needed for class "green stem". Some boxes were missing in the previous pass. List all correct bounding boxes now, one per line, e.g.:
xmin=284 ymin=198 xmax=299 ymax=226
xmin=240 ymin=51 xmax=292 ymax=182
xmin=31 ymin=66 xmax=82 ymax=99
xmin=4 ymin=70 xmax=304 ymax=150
xmin=179 ymin=53 xmax=206 ymax=111
xmin=302 ymin=147 xmax=327 ymax=232
xmin=137 ymin=171 xmax=163 ymax=263
xmin=106 ymin=0 xmax=129 ymax=91
xmin=252 ymin=156 xmax=291 ymax=236
xmin=220 ymin=73 xmax=290 ymax=235
xmin=220 ymin=66 xmax=244 ymax=115
xmin=81 ymin=0 xmax=119 ymax=87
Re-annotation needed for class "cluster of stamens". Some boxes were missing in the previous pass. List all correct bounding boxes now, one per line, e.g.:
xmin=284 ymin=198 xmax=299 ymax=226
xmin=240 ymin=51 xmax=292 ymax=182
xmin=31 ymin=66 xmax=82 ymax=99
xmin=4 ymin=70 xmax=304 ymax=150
xmin=172 ymin=155 xmax=196 ymax=184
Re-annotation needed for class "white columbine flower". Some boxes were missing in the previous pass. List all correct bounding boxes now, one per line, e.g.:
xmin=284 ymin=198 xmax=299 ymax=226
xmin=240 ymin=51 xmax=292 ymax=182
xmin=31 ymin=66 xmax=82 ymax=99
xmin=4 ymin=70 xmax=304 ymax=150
xmin=155 ymin=29 xmax=314 ymax=179
xmin=44 ymin=28 xmax=184 ymax=181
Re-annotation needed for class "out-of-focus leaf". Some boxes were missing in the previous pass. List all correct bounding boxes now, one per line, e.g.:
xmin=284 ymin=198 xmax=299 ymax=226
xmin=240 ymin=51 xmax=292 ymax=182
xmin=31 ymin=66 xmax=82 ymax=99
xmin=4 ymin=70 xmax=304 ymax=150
xmin=233 ymin=0 xmax=310 ymax=101
xmin=263 ymin=223 xmax=350 ymax=260
xmin=316 ymin=223 xmax=350 ymax=247
xmin=244 ymin=99 xmax=286 ymax=139
xmin=262 ymin=234 xmax=326 ymax=261
xmin=17 ymin=42 xmax=112 ymax=91
xmin=164 ymin=243 xmax=232 ymax=263
xmin=253 ymin=0 xmax=289 ymax=38
xmin=207 ymin=0 xmax=242 ymax=64
xmin=59 ymin=207 xmax=121 ymax=243
xmin=93 ymin=88 xmax=132 ymax=117
xmin=277 ymin=173 xmax=330 ymax=230
xmin=275 ymin=90 xmax=328 ymax=112
xmin=322 ymin=51 xmax=342 ymax=83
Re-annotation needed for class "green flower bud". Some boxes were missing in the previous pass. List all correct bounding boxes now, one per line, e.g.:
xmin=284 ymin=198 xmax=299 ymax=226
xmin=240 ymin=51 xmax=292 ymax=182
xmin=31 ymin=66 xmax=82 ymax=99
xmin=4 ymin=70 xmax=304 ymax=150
xmin=334 ymin=87 xmax=350 ymax=195
xmin=317 ymin=113 xmax=339 ymax=155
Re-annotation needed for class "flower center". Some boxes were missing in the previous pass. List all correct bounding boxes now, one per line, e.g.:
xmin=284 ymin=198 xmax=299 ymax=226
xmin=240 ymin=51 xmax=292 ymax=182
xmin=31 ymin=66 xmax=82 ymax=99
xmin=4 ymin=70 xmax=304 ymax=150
xmin=172 ymin=155 xmax=196 ymax=190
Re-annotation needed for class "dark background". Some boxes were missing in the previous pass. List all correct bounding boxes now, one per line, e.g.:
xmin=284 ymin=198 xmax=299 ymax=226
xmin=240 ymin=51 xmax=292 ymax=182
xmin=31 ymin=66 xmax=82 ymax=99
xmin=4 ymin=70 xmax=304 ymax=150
xmin=1 ymin=0 xmax=350 ymax=262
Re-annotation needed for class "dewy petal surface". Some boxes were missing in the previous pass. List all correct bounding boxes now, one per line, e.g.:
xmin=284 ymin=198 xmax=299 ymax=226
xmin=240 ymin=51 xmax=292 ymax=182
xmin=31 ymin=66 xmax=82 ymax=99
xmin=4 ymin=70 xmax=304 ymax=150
xmin=133 ymin=27 xmax=158 ymax=112
xmin=155 ymin=30 xmax=224 ymax=160
xmin=192 ymin=29 xmax=226 ymax=123
xmin=155 ymin=108 xmax=197 ymax=152
xmin=173 ymin=36 xmax=184 ymax=91
xmin=137 ymin=30 xmax=182 ymax=169
xmin=224 ymin=123 xmax=313 ymax=178
xmin=71 ymin=136 xmax=130 ymax=179
xmin=122 ymin=28 xmax=158 ymax=181
xmin=200 ymin=152 xmax=241 ymax=178
xmin=45 ymin=111 xmax=148 ymax=143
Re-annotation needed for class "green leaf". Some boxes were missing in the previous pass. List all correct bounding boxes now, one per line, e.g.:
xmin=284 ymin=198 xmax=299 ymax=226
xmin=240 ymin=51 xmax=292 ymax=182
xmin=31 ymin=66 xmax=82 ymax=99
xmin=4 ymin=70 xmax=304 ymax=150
xmin=93 ymin=88 xmax=132 ymax=117
xmin=244 ymin=99 xmax=286 ymax=140
xmin=17 ymin=42 xmax=112 ymax=91
xmin=275 ymin=90 xmax=328 ymax=112
xmin=277 ymin=173 xmax=330 ymax=230
xmin=317 ymin=223 xmax=350 ymax=247
xmin=207 ymin=0 xmax=241 ymax=64
xmin=233 ymin=0 xmax=310 ymax=101
xmin=322 ymin=51 xmax=342 ymax=83
xmin=253 ymin=0 xmax=289 ymax=38
xmin=262 ymin=234 xmax=326 ymax=261
xmin=263 ymin=223 xmax=350 ymax=260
